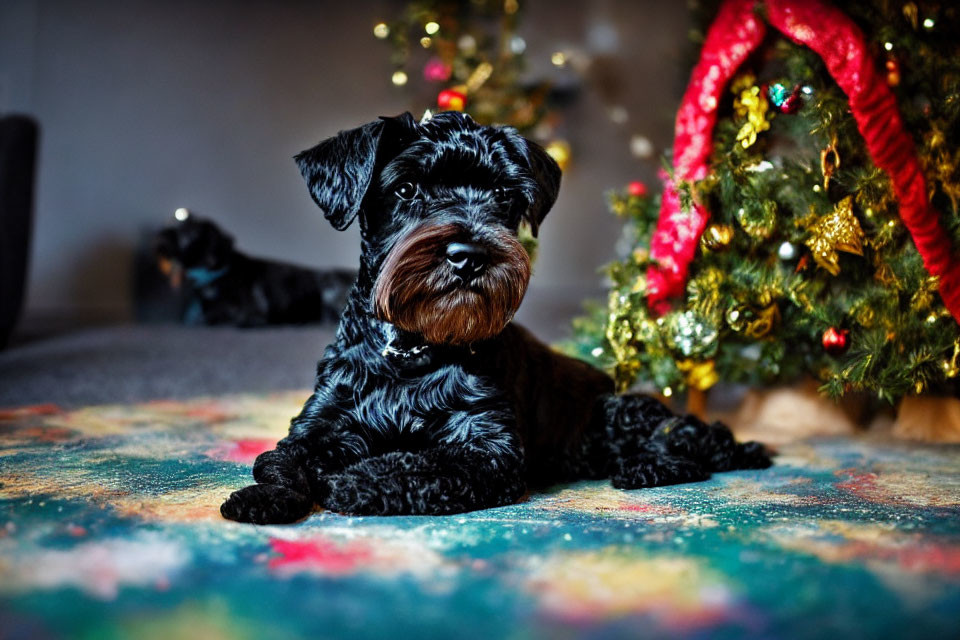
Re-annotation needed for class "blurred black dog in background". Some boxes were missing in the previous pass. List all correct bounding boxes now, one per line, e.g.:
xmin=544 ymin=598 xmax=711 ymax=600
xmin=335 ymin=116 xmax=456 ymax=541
xmin=155 ymin=213 xmax=354 ymax=326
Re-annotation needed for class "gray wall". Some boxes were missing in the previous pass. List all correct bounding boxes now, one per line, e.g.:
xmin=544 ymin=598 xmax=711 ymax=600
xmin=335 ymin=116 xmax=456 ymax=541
xmin=2 ymin=0 xmax=689 ymax=335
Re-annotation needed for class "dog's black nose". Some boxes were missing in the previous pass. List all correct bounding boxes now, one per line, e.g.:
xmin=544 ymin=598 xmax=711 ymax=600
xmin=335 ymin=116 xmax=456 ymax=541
xmin=446 ymin=242 xmax=488 ymax=280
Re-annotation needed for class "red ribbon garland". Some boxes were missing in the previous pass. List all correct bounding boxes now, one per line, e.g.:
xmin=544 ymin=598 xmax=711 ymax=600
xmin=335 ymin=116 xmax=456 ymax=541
xmin=646 ymin=0 xmax=960 ymax=324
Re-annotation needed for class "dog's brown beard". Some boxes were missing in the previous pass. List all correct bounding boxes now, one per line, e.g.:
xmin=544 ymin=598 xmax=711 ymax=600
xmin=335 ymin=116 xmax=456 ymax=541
xmin=372 ymin=223 xmax=531 ymax=345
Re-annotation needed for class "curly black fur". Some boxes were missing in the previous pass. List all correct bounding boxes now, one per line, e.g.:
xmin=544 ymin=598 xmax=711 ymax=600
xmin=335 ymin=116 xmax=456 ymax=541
xmin=220 ymin=112 xmax=770 ymax=523
xmin=155 ymin=215 xmax=354 ymax=326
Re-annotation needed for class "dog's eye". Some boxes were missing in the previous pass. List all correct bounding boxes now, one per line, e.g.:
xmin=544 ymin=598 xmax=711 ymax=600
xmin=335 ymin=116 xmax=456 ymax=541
xmin=493 ymin=187 xmax=511 ymax=203
xmin=395 ymin=182 xmax=418 ymax=200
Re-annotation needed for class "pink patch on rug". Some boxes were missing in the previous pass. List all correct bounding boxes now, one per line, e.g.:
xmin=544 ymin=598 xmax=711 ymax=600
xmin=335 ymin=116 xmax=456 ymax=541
xmin=885 ymin=543 xmax=960 ymax=575
xmin=0 ymin=404 xmax=62 ymax=419
xmin=207 ymin=438 xmax=276 ymax=464
xmin=834 ymin=469 xmax=880 ymax=499
xmin=267 ymin=537 xmax=373 ymax=575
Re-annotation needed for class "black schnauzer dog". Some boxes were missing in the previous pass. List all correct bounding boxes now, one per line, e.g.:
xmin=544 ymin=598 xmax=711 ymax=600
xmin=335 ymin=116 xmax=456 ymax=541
xmin=220 ymin=111 xmax=770 ymax=523
xmin=156 ymin=214 xmax=354 ymax=326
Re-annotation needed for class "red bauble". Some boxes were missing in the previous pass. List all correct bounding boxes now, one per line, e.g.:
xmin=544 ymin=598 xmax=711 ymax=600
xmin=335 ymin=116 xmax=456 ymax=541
xmin=822 ymin=327 xmax=850 ymax=355
xmin=779 ymin=91 xmax=802 ymax=114
xmin=437 ymin=88 xmax=466 ymax=111
xmin=628 ymin=181 xmax=648 ymax=197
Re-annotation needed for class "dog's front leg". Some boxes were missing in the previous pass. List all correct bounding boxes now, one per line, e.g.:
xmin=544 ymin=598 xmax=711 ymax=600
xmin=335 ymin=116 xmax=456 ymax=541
xmin=220 ymin=390 xmax=361 ymax=524
xmin=318 ymin=439 xmax=526 ymax=516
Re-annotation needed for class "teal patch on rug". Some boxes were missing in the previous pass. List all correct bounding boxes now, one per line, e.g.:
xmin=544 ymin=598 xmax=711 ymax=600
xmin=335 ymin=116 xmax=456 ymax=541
xmin=2 ymin=392 xmax=959 ymax=639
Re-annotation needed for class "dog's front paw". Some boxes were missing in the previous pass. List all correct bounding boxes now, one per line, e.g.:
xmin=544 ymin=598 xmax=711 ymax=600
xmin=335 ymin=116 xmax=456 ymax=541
xmin=220 ymin=483 xmax=313 ymax=524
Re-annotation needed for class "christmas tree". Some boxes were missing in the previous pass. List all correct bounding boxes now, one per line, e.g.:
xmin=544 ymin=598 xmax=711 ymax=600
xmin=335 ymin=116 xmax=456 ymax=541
xmin=569 ymin=0 xmax=960 ymax=406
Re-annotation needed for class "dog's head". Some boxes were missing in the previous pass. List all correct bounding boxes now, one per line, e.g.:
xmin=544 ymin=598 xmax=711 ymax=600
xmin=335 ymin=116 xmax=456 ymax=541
xmin=155 ymin=214 xmax=235 ymax=288
xmin=295 ymin=111 xmax=561 ymax=345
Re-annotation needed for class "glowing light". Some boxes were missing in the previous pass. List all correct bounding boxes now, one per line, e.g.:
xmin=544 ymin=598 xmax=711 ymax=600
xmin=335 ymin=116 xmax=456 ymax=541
xmin=458 ymin=35 xmax=476 ymax=54
xmin=591 ymin=347 xmax=603 ymax=357
xmin=662 ymin=387 xmax=673 ymax=398
xmin=883 ymin=41 xmax=893 ymax=51
xmin=923 ymin=18 xmax=935 ymax=29
xmin=424 ymin=21 xmax=439 ymax=35
xmin=420 ymin=36 xmax=432 ymax=48
xmin=174 ymin=207 xmax=190 ymax=221
xmin=373 ymin=22 xmax=389 ymax=39
xmin=551 ymin=51 xmax=567 ymax=67
xmin=391 ymin=70 xmax=408 ymax=86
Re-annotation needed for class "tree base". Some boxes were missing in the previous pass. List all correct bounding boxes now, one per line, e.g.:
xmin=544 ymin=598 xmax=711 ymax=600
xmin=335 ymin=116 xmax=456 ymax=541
xmin=891 ymin=396 xmax=960 ymax=443
xmin=717 ymin=379 xmax=866 ymax=446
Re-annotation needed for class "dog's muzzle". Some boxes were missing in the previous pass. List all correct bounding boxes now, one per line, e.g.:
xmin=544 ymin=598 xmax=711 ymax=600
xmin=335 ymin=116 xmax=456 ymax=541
xmin=372 ymin=223 xmax=531 ymax=345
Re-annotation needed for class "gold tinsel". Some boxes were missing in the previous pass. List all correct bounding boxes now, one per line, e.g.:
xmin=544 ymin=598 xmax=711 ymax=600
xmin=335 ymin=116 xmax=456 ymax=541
xmin=605 ymin=291 xmax=642 ymax=390
xmin=733 ymin=75 xmax=771 ymax=149
xmin=910 ymin=276 xmax=941 ymax=311
xmin=874 ymin=262 xmax=900 ymax=288
xmin=804 ymin=196 xmax=865 ymax=276
xmin=687 ymin=267 xmax=725 ymax=318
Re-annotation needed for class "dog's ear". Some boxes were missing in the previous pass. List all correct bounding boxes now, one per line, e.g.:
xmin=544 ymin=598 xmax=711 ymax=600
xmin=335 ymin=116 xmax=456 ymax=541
xmin=518 ymin=139 xmax=562 ymax=237
xmin=295 ymin=113 xmax=418 ymax=231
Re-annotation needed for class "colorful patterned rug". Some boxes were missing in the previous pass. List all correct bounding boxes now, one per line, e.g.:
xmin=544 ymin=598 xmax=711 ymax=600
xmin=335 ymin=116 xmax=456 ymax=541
xmin=2 ymin=392 xmax=959 ymax=639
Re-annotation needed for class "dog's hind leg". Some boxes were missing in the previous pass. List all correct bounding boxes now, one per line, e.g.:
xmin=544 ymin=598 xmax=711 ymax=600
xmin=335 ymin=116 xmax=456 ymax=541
xmin=603 ymin=394 xmax=771 ymax=490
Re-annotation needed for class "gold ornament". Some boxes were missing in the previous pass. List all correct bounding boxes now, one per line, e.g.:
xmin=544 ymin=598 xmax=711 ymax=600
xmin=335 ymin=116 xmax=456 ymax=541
xmin=942 ymin=340 xmax=960 ymax=378
xmin=545 ymin=140 xmax=572 ymax=172
xmin=700 ymin=223 xmax=735 ymax=251
xmin=804 ymin=196 xmax=865 ymax=276
xmin=902 ymin=2 xmax=918 ymax=29
xmin=849 ymin=300 xmax=876 ymax=328
xmin=677 ymin=359 xmax=719 ymax=391
xmin=726 ymin=302 xmax=780 ymax=338
xmin=745 ymin=303 xmax=780 ymax=339
xmin=733 ymin=82 xmax=771 ymax=149
xmin=820 ymin=137 xmax=840 ymax=190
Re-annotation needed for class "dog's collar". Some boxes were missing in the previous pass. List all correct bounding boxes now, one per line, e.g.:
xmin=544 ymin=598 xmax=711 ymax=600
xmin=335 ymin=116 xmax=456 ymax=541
xmin=372 ymin=319 xmax=475 ymax=371
xmin=380 ymin=339 xmax=433 ymax=368
xmin=185 ymin=266 xmax=229 ymax=287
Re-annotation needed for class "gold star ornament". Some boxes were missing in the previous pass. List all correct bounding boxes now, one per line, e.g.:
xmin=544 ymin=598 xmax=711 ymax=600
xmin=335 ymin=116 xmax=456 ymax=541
xmin=804 ymin=196 xmax=865 ymax=276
